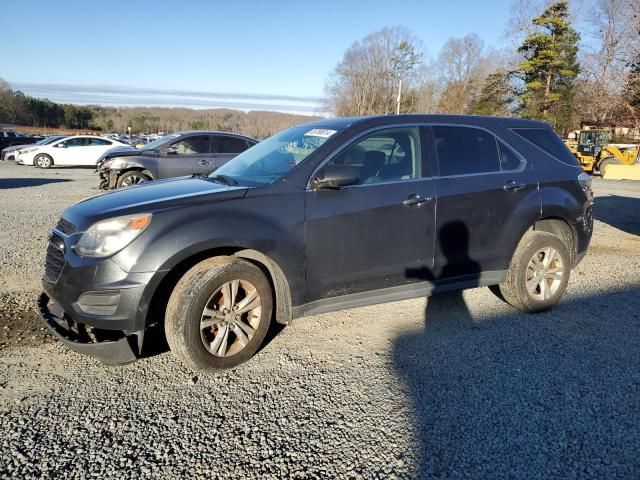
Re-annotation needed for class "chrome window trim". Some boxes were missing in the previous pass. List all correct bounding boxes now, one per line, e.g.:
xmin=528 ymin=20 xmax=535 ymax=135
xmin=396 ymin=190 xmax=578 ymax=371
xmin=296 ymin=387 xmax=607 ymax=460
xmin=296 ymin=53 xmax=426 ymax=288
xmin=306 ymin=122 xmax=528 ymax=191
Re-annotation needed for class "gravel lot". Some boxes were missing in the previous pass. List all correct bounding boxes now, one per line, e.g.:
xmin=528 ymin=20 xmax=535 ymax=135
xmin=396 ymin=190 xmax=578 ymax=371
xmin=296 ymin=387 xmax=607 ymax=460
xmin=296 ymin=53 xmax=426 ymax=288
xmin=1 ymin=161 xmax=639 ymax=479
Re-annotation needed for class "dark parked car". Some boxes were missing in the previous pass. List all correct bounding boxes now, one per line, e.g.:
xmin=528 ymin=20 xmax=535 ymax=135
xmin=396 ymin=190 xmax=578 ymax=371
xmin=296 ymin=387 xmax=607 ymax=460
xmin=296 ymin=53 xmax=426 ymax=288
xmin=0 ymin=130 xmax=38 ymax=156
xmin=39 ymin=115 xmax=593 ymax=370
xmin=97 ymin=131 xmax=258 ymax=189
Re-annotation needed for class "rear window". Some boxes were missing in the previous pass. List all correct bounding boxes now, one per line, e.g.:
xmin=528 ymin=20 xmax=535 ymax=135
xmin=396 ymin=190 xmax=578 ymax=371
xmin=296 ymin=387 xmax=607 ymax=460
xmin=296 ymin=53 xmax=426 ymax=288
xmin=433 ymin=126 xmax=500 ymax=176
xmin=512 ymin=128 xmax=579 ymax=166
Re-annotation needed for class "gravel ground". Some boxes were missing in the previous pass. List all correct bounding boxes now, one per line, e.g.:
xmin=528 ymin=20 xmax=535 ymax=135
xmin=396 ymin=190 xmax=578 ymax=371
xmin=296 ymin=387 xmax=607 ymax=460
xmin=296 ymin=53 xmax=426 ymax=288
xmin=0 ymin=161 xmax=639 ymax=479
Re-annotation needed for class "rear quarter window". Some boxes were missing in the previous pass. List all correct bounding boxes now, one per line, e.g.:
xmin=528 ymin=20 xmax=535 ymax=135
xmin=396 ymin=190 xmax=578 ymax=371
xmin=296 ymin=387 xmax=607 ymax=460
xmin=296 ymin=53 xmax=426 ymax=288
xmin=512 ymin=128 xmax=579 ymax=166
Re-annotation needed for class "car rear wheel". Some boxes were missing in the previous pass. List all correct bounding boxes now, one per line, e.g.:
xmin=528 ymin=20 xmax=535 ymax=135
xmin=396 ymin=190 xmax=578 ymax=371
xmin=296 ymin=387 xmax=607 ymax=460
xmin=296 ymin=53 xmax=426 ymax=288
xmin=497 ymin=231 xmax=570 ymax=312
xmin=165 ymin=257 xmax=273 ymax=370
xmin=35 ymin=154 xmax=53 ymax=169
xmin=116 ymin=171 xmax=150 ymax=188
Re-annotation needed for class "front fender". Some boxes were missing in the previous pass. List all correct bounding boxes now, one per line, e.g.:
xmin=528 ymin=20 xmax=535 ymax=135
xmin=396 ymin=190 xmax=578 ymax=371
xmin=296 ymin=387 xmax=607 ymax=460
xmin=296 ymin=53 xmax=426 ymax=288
xmin=112 ymin=190 xmax=306 ymax=305
xmin=117 ymin=157 xmax=158 ymax=178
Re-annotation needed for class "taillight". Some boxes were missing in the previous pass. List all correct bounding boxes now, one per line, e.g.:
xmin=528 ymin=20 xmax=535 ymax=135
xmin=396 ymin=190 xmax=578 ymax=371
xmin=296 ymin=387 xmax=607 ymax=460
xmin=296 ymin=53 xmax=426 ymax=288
xmin=578 ymin=172 xmax=593 ymax=203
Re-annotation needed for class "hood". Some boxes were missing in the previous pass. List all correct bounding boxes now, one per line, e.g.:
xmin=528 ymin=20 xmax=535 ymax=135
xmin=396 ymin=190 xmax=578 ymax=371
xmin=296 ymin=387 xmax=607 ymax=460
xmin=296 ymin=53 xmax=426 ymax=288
xmin=97 ymin=145 xmax=140 ymax=164
xmin=63 ymin=177 xmax=248 ymax=230
xmin=2 ymin=144 xmax=25 ymax=153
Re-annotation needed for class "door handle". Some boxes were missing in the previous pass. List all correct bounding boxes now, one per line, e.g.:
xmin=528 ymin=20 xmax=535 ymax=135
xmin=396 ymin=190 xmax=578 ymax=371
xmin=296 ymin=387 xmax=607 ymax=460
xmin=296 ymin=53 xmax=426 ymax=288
xmin=402 ymin=194 xmax=433 ymax=206
xmin=503 ymin=180 xmax=526 ymax=192
xmin=198 ymin=160 xmax=209 ymax=165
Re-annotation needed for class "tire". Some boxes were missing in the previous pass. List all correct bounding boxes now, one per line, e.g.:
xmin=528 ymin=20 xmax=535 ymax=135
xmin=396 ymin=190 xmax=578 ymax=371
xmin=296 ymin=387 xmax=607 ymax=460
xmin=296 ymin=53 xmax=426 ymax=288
xmin=497 ymin=231 xmax=571 ymax=313
xmin=34 ymin=154 xmax=53 ymax=169
xmin=165 ymin=257 xmax=273 ymax=370
xmin=598 ymin=157 xmax=620 ymax=176
xmin=116 ymin=170 xmax=151 ymax=188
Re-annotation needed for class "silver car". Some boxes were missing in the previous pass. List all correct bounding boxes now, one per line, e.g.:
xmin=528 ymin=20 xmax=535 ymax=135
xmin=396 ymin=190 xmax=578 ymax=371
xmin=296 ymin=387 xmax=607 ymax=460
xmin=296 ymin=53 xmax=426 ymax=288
xmin=97 ymin=131 xmax=258 ymax=189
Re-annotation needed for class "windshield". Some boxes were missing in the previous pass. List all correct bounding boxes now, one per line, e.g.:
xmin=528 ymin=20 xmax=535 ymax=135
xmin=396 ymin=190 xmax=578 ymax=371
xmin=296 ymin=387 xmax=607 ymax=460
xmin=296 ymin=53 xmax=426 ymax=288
xmin=140 ymin=134 xmax=180 ymax=151
xmin=212 ymin=126 xmax=337 ymax=185
xmin=39 ymin=136 xmax=63 ymax=145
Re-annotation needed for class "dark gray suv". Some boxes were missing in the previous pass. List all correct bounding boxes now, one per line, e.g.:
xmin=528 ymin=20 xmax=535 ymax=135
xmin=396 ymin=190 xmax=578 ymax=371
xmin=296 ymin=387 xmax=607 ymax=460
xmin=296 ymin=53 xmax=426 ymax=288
xmin=39 ymin=115 xmax=593 ymax=370
xmin=97 ymin=131 xmax=257 ymax=189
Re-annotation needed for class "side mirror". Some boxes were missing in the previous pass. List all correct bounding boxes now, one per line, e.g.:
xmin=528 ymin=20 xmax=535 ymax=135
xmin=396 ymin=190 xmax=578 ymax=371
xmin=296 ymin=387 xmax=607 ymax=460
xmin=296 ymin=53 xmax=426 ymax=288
xmin=57 ymin=143 xmax=67 ymax=148
xmin=312 ymin=165 xmax=359 ymax=190
xmin=161 ymin=146 xmax=178 ymax=156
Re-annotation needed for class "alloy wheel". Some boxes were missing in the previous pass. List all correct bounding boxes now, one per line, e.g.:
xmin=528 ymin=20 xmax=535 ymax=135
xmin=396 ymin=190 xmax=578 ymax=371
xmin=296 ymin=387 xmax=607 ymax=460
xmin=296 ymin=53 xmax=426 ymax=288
xmin=200 ymin=279 xmax=262 ymax=357
xmin=36 ymin=156 xmax=51 ymax=168
xmin=121 ymin=174 xmax=146 ymax=187
xmin=526 ymin=247 xmax=565 ymax=301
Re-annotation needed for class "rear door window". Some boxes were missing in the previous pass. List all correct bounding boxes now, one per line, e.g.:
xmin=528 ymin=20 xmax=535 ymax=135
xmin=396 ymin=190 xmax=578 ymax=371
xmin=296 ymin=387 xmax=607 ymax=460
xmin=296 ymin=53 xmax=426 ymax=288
xmin=512 ymin=128 xmax=579 ymax=166
xmin=432 ymin=126 xmax=500 ymax=176
xmin=213 ymin=136 xmax=250 ymax=154
xmin=88 ymin=138 xmax=112 ymax=146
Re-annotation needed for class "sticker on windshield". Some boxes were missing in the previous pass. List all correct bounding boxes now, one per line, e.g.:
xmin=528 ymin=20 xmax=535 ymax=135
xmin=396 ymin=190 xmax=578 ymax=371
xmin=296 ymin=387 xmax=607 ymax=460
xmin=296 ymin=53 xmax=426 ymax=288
xmin=306 ymin=129 xmax=337 ymax=138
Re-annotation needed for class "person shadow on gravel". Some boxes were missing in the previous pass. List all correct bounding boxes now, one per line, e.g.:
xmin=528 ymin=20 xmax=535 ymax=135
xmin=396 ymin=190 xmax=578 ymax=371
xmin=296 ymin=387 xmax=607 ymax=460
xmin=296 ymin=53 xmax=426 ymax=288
xmin=395 ymin=221 xmax=483 ymax=476
xmin=405 ymin=220 xmax=481 ymax=330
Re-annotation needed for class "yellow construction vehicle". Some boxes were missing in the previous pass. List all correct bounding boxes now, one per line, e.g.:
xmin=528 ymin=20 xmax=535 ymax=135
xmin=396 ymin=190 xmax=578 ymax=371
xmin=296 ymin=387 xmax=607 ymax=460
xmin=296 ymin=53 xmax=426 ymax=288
xmin=565 ymin=129 xmax=640 ymax=175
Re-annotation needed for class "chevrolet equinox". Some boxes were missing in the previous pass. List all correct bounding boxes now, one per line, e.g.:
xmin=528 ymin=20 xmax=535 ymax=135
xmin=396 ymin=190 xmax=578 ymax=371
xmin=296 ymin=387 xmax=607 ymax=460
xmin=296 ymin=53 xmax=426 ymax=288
xmin=38 ymin=115 xmax=593 ymax=370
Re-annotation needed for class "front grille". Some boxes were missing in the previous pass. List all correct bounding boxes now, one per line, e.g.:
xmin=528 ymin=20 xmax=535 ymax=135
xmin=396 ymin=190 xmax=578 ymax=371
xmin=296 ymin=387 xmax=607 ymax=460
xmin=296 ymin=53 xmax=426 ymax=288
xmin=44 ymin=234 xmax=65 ymax=283
xmin=55 ymin=217 xmax=76 ymax=235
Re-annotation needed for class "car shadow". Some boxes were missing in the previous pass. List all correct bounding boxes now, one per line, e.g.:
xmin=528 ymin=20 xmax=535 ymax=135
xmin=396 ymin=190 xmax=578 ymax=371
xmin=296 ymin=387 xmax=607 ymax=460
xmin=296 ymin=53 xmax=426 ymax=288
xmin=0 ymin=178 xmax=72 ymax=189
xmin=395 ymin=221 xmax=640 ymax=478
xmin=593 ymin=194 xmax=640 ymax=236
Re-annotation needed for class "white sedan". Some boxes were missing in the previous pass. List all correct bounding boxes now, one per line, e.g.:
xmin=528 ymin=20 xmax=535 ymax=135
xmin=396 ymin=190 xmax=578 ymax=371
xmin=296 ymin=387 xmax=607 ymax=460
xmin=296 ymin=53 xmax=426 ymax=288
xmin=16 ymin=135 xmax=130 ymax=168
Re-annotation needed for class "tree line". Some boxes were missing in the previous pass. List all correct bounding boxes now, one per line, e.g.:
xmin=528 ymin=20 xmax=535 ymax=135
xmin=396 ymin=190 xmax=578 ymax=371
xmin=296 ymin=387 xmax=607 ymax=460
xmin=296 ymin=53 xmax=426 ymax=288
xmin=325 ymin=0 xmax=640 ymax=136
xmin=0 ymin=79 xmax=319 ymax=139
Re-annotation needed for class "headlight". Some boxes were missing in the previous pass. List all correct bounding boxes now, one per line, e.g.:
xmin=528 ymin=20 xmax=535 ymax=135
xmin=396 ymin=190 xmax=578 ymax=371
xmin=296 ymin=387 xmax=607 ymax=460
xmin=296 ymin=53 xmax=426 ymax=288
xmin=74 ymin=213 xmax=152 ymax=257
xmin=21 ymin=147 xmax=39 ymax=154
xmin=100 ymin=158 xmax=125 ymax=170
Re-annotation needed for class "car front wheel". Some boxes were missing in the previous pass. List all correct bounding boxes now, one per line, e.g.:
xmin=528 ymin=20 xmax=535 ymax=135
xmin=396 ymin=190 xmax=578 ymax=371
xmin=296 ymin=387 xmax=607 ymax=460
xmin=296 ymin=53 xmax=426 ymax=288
xmin=497 ymin=231 xmax=570 ymax=312
xmin=117 ymin=170 xmax=151 ymax=188
xmin=165 ymin=257 xmax=273 ymax=370
xmin=35 ymin=154 xmax=53 ymax=168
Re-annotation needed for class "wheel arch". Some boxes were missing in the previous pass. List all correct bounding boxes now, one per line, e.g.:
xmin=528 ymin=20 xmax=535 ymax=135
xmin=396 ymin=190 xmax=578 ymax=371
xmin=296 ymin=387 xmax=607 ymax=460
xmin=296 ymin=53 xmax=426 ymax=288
xmin=120 ymin=166 xmax=154 ymax=179
xmin=143 ymin=246 xmax=293 ymax=333
xmin=532 ymin=217 xmax=577 ymax=266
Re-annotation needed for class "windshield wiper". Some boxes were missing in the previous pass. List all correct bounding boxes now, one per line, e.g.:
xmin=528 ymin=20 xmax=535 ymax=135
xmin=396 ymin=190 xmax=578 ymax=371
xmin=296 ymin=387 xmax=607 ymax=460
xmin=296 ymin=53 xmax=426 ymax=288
xmin=209 ymin=174 xmax=238 ymax=186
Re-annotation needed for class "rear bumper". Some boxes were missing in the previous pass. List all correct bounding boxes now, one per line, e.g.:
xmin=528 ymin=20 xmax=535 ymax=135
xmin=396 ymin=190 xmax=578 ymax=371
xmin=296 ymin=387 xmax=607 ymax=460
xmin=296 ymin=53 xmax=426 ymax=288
xmin=573 ymin=203 xmax=593 ymax=266
xmin=38 ymin=292 xmax=139 ymax=365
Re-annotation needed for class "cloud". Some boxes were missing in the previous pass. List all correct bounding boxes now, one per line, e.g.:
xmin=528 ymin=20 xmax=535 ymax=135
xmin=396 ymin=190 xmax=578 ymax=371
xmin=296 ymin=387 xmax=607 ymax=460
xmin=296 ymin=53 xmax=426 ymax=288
xmin=11 ymin=82 xmax=326 ymax=116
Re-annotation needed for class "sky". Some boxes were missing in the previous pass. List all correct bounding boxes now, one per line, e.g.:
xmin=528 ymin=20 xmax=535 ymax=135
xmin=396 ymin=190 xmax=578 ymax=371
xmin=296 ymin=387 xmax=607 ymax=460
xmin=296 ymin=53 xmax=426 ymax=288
xmin=3 ymin=0 xmax=516 ymax=115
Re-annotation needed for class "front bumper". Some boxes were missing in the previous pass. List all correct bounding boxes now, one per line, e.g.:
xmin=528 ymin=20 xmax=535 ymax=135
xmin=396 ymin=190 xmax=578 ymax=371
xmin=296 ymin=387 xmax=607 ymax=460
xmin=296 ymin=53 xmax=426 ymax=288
xmin=38 ymin=292 xmax=139 ymax=364
xmin=38 ymin=227 xmax=162 ymax=364
xmin=98 ymin=168 xmax=118 ymax=190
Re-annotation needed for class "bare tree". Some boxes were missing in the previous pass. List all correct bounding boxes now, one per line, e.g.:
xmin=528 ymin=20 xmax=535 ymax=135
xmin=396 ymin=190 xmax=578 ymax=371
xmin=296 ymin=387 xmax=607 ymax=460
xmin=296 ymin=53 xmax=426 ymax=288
xmin=410 ymin=64 xmax=442 ymax=113
xmin=436 ymin=34 xmax=491 ymax=114
xmin=325 ymin=27 xmax=424 ymax=116
xmin=576 ymin=0 xmax=638 ymax=123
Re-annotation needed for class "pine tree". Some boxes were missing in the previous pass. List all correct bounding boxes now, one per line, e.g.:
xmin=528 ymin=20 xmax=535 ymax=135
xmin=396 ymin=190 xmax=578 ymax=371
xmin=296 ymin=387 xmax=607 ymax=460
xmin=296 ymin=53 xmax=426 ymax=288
xmin=623 ymin=53 xmax=640 ymax=108
xmin=517 ymin=1 xmax=579 ymax=131
xmin=474 ymin=70 xmax=514 ymax=116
